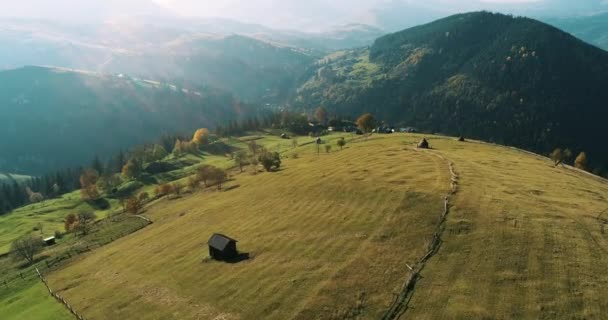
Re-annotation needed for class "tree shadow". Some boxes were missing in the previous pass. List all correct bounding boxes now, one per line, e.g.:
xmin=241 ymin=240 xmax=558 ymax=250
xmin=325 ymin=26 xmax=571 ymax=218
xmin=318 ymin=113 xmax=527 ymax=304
xmin=223 ymin=184 xmax=241 ymax=192
xmin=87 ymin=198 xmax=110 ymax=210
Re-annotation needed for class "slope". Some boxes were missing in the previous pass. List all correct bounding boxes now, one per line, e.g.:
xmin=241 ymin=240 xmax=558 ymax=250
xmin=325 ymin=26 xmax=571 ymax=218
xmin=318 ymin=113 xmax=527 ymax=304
xmin=38 ymin=133 xmax=608 ymax=319
xmin=45 ymin=134 xmax=450 ymax=319
xmin=0 ymin=66 xmax=247 ymax=174
xmin=294 ymin=11 xmax=608 ymax=173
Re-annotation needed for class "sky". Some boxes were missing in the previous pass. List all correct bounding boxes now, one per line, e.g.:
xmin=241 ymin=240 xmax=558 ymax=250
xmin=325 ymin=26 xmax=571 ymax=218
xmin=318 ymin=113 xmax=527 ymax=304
xmin=0 ymin=0 xmax=606 ymax=30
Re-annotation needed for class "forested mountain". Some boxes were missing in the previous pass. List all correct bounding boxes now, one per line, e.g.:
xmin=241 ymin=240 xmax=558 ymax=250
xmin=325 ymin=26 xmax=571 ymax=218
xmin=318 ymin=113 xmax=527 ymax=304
xmin=0 ymin=66 xmax=251 ymax=174
xmin=294 ymin=12 xmax=608 ymax=173
xmin=545 ymin=13 xmax=608 ymax=50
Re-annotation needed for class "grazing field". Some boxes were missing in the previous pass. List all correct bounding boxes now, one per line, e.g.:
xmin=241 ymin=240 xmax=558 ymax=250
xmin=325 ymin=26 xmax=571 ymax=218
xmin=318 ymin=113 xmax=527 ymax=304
xmin=46 ymin=135 xmax=450 ymax=319
xmin=3 ymin=133 xmax=608 ymax=319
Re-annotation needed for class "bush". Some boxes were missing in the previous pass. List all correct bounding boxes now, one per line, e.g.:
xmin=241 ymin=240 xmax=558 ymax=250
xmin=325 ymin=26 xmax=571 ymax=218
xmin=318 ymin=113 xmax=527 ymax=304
xmin=259 ymin=151 xmax=281 ymax=172
xmin=54 ymin=230 xmax=63 ymax=239
xmin=325 ymin=145 xmax=332 ymax=153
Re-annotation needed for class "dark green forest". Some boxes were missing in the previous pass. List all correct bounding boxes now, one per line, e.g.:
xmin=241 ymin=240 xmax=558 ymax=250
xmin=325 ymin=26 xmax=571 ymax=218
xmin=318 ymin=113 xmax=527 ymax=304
xmin=294 ymin=12 xmax=608 ymax=174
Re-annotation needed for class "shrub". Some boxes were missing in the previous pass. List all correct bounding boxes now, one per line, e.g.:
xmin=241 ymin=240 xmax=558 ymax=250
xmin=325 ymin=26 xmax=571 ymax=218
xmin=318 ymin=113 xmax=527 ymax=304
xmin=139 ymin=192 xmax=150 ymax=202
xmin=337 ymin=137 xmax=346 ymax=150
xmin=325 ymin=145 xmax=332 ymax=153
xmin=54 ymin=230 xmax=63 ymax=239
xmin=575 ymin=152 xmax=588 ymax=170
xmin=126 ymin=197 xmax=142 ymax=214
xmin=259 ymin=151 xmax=281 ymax=172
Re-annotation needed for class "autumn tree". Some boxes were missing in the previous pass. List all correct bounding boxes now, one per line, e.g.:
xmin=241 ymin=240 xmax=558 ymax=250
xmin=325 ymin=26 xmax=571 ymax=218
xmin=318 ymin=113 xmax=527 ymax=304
xmin=192 ymin=128 xmax=210 ymax=146
xmin=337 ymin=137 xmax=346 ymax=150
xmin=80 ymin=169 xmax=100 ymax=201
xmin=11 ymin=235 xmax=43 ymax=266
xmin=97 ymin=174 xmax=122 ymax=194
xmin=172 ymin=182 xmax=184 ymax=197
xmin=64 ymin=213 xmax=77 ymax=232
xmin=122 ymin=159 xmax=143 ymax=180
xmin=139 ymin=192 xmax=150 ymax=202
xmin=259 ymin=151 xmax=281 ymax=172
xmin=356 ymin=113 xmax=376 ymax=135
xmin=126 ymin=197 xmax=142 ymax=215
xmin=314 ymin=106 xmax=328 ymax=125
xmin=26 ymin=187 xmax=44 ymax=203
xmin=575 ymin=152 xmax=588 ymax=170
xmin=75 ymin=211 xmax=97 ymax=235
xmin=155 ymin=183 xmax=173 ymax=197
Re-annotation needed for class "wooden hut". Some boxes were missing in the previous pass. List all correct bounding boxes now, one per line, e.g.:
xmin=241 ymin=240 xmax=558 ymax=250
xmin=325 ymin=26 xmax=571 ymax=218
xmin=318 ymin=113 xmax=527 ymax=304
xmin=207 ymin=233 xmax=238 ymax=260
xmin=417 ymin=138 xmax=430 ymax=149
xmin=43 ymin=236 xmax=56 ymax=246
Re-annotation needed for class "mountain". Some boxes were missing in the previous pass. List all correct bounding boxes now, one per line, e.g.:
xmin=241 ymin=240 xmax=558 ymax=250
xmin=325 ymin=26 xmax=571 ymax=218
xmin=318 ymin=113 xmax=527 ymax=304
xmin=294 ymin=12 xmax=608 ymax=173
xmin=545 ymin=13 xmax=608 ymax=50
xmin=0 ymin=66 xmax=250 ymax=174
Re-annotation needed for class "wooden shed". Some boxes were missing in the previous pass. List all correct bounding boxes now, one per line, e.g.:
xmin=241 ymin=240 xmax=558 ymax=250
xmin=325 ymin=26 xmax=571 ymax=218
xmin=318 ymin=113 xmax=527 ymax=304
xmin=207 ymin=233 xmax=238 ymax=261
xmin=43 ymin=236 xmax=56 ymax=246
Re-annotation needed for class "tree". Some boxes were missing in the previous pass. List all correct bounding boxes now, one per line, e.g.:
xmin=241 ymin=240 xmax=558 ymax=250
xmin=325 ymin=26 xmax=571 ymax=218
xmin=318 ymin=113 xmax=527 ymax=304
xmin=291 ymin=139 xmax=298 ymax=149
xmin=192 ymin=128 xmax=210 ymax=146
xmin=250 ymin=156 xmax=260 ymax=174
xmin=575 ymin=152 xmax=588 ymax=170
xmin=188 ymin=176 xmax=200 ymax=190
xmin=91 ymin=155 xmax=104 ymax=175
xmin=126 ymin=197 xmax=142 ymax=215
xmin=173 ymin=139 xmax=185 ymax=157
xmin=314 ymin=106 xmax=328 ymax=125
xmin=197 ymin=165 xmax=214 ymax=187
xmin=139 ymin=192 xmax=150 ymax=202
xmin=151 ymin=144 xmax=168 ymax=161
xmin=80 ymin=169 xmax=100 ymax=201
xmin=11 ymin=235 xmax=43 ymax=265
xmin=210 ymin=168 xmax=228 ymax=190
xmin=75 ymin=211 xmax=97 ymax=235
xmin=155 ymin=184 xmax=173 ymax=197
xmin=259 ymin=152 xmax=281 ymax=172
xmin=337 ymin=137 xmax=346 ymax=150
xmin=65 ymin=213 xmax=77 ymax=232
xmin=172 ymin=183 xmax=183 ymax=197
xmin=356 ymin=113 xmax=376 ymax=135
xmin=122 ymin=159 xmax=143 ymax=180
xmin=234 ymin=151 xmax=247 ymax=173
xmin=325 ymin=145 xmax=332 ymax=153
xmin=550 ymin=148 xmax=564 ymax=166
xmin=97 ymin=174 xmax=122 ymax=195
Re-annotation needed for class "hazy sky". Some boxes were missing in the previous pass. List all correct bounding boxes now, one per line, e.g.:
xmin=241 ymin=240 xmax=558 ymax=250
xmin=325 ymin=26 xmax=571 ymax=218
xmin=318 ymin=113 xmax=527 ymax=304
xmin=0 ymin=0 xmax=606 ymax=30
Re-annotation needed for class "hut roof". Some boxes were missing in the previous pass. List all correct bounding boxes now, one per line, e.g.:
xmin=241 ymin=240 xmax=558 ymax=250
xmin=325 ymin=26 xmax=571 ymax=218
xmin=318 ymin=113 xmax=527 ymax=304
xmin=43 ymin=236 xmax=56 ymax=242
xmin=208 ymin=233 xmax=237 ymax=251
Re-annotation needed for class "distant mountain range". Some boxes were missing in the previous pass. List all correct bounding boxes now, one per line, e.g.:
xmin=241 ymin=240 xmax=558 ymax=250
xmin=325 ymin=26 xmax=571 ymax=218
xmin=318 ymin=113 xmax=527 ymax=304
xmin=294 ymin=12 xmax=608 ymax=173
xmin=0 ymin=66 xmax=249 ymax=174
xmin=545 ymin=13 xmax=608 ymax=50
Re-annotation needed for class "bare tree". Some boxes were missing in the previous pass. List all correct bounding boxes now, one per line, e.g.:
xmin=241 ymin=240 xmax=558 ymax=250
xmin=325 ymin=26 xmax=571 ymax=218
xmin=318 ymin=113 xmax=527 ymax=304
xmin=11 ymin=235 xmax=43 ymax=265
xmin=75 ymin=211 xmax=97 ymax=236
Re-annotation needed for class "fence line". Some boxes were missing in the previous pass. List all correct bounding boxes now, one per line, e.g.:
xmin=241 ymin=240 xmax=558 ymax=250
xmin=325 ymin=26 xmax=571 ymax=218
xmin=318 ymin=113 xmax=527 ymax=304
xmin=381 ymin=149 xmax=459 ymax=320
xmin=35 ymin=267 xmax=86 ymax=320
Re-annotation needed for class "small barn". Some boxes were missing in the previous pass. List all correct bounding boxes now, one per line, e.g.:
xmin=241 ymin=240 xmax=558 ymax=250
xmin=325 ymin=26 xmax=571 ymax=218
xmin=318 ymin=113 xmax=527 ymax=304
xmin=43 ymin=236 xmax=56 ymax=246
xmin=207 ymin=233 xmax=238 ymax=261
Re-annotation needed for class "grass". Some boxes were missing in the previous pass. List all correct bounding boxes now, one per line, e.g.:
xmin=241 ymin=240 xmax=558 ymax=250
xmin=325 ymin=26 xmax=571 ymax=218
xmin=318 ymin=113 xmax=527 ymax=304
xmin=0 ymin=279 xmax=73 ymax=320
xmin=45 ymin=134 xmax=449 ymax=319
xmin=5 ymin=133 xmax=608 ymax=319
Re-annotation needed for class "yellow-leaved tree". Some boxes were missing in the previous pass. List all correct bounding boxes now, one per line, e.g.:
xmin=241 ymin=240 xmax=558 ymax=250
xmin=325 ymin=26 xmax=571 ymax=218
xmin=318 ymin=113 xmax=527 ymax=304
xmin=192 ymin=128 xmax=210 ymax=146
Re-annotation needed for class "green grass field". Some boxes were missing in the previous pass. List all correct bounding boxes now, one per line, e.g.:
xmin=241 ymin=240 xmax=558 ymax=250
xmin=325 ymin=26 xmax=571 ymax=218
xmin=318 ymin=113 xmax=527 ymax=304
xmin=3 ymin=133 xmax=608 ymax=319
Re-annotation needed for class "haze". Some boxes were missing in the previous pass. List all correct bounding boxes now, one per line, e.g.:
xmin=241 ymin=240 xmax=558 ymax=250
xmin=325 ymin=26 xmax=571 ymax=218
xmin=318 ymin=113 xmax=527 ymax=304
xmin=0 ymin=0 xmax=606 ymax=30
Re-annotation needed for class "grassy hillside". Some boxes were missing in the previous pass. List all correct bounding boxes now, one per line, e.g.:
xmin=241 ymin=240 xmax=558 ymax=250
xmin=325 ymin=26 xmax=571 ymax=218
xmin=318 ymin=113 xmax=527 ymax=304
xmin=0 ymin=66 xmax=249 ymax=174
xmin=294 ymin=11 xmax=608 ymax=174
xmin=22 ymin=133 xmax=605 ymax=319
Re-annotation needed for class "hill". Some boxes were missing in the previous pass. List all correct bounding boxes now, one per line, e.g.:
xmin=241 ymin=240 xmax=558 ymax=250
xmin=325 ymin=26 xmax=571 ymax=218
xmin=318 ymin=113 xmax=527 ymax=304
xmin=0 ymin=133 xmax=602 ymax=319
xmin=545 ymin=13 xmax=608 ymax=50
xmin=294 ymin=12 xmax=608 ymax=174
xmin=0 ymin=66 xmax=248 ymax=174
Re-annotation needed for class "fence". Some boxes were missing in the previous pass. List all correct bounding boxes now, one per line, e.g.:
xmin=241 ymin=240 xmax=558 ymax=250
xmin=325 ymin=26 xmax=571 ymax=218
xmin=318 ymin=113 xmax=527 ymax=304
xmin=35 ymin=267 xmax=86 ymax=320
xmin=381 ymin=149 xmax=459 ymax=320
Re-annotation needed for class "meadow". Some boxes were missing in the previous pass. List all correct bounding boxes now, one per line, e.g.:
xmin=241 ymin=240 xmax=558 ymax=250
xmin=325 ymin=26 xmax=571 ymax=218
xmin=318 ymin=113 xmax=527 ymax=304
xmin=2 ymin=133 xmax=608 ymax=319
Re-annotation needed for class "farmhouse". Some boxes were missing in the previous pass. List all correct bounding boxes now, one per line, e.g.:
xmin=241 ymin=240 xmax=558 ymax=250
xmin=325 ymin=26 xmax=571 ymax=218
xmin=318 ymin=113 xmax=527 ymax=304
xmin=207 ymin=233 xmax=238 ymax=260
